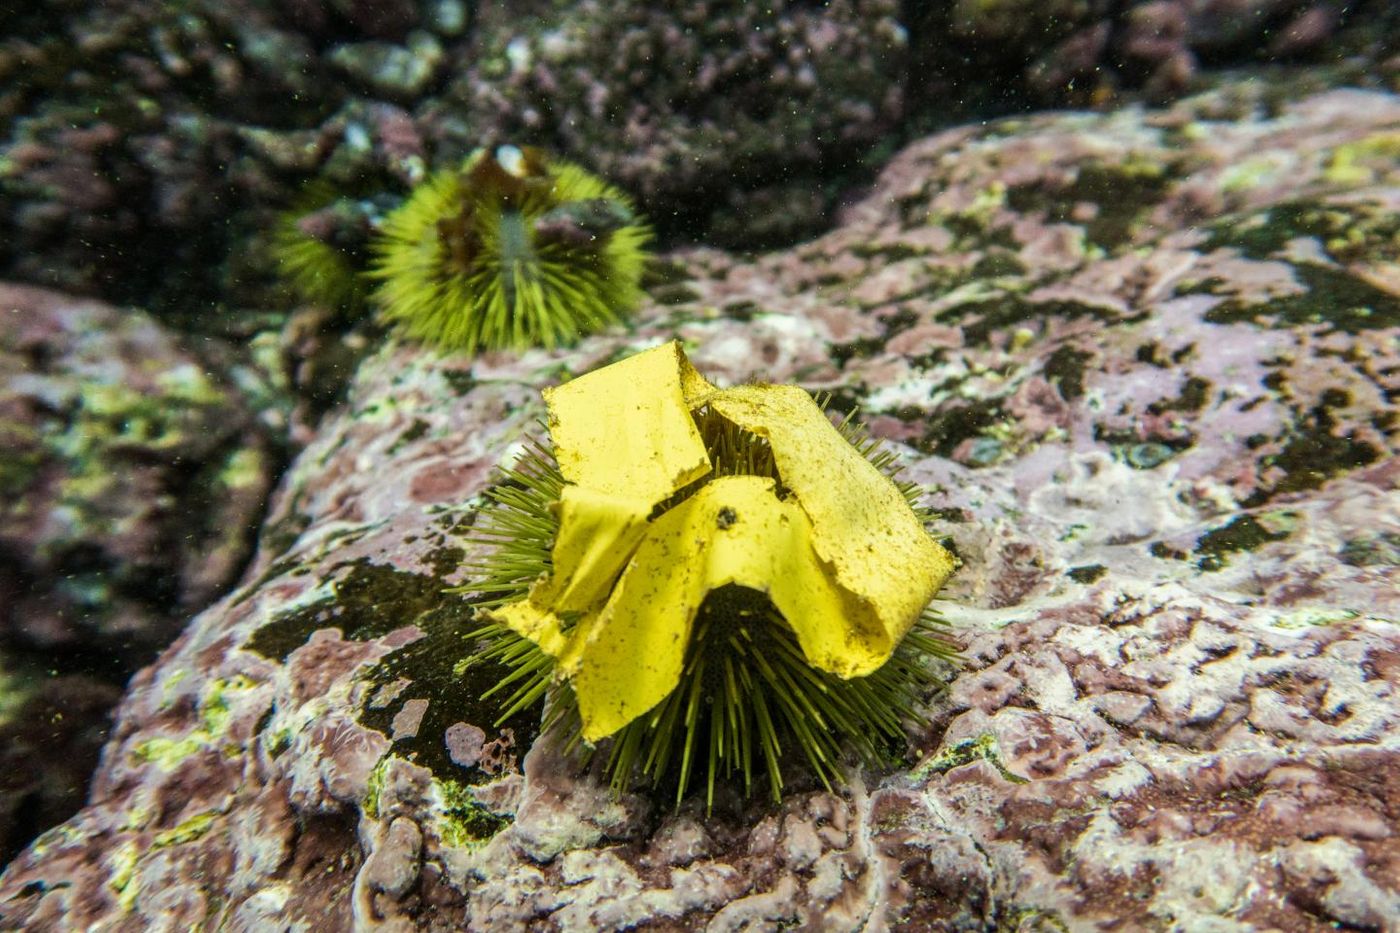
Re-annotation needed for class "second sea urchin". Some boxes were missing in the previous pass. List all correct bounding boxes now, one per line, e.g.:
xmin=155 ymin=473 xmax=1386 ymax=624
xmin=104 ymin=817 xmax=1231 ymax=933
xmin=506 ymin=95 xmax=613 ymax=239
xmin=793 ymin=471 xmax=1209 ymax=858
xmin=273 ymin=183 xmax=396 ymax=315
xmin=370 ymin=146 xmax=651 ymax=354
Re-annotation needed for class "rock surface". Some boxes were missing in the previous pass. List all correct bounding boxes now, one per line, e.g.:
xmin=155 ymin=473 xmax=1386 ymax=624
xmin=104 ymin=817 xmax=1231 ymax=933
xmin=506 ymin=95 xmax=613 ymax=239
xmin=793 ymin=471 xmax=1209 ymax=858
xmin=3 ymin=0 xmax=1396 ymax=312
xmin=910 ymin=0 xmax=1400 ymax=109
xmin=1 ymin=80 xmax=1397 ymax=930
xmin=0 ymin=284 xmax=283 ymax=655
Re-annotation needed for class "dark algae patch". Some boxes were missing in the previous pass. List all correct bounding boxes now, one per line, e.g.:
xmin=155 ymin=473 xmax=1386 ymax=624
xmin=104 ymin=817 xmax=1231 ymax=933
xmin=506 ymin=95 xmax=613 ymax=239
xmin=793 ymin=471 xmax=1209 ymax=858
xmin=1004 ymin=156 xmax=1175 ymax=249
xmin=1066 ymin=564 xmax=1107 ymax=584
xmin=831 ymin=307 xmax=921 ymax=366
xmin=1094 ymin=424 xmax=1193 ymax=470
xmin=1043 ymin=345 xmax=1093 ymax=400
xmin=1202 ymin=201 xmax=1400 ymax=265
xmin=1248 ymin=388 xmax=1380 ymax=506
xmin=441 ymin=370 xmax=478 ymax=395
xmin=246 ymin=558 xmax=467 ymax=662
xmin=1150 ymin=541 xmax=1189 ymax=561
xmin=1203 ymin=263 xmax=1400 ymax=335
xmin=1147 ymin=376 xmax=1212 ymax=415
xmin=388 ymin=418 xmax=431 ymax=455
xmin=436 ymin=778 xmax=512 ymax=844
xmin=1195 ymin=515 xmax=1289 ymax=572
xmin=948 ymin=297 xmax=1120 ymax=347
xmin=246 ymin=557 xmax=538 ymax=784
xmin=914 ymin=398 xmax=1007 ymax=460
xmin=425 ymin=545 xmax=466 ymax=579
xmin=357 ymin=618 xmax=541 ymax=784
xmin=1340 ymin=532 xmax=1400 ymax=568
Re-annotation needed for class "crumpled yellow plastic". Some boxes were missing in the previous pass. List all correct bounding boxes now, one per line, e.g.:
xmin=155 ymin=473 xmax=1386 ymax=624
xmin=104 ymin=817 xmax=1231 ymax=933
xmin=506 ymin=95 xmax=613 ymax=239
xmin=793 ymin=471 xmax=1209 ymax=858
xmin=488 ymin=341 xmax=956 ymax=741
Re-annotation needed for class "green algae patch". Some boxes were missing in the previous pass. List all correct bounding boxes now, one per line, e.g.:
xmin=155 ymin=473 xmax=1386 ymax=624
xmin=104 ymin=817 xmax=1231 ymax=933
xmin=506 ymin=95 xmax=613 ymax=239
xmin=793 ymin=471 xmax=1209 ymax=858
xmin=911 ymin=733 xmax=1027 ymax=785
xmin=133 ymin=676 xmax=258 ymax=769
xmin=131 ymin=735 xmax=206 ymax=770
xmin=200 ymin=675 xmax=255 ymax=736
xmin=1194 ymin=515 xmax=1289 ymax=572
xmin=363 ymin=756 xmax=393 ymax=820
xmin=1003 ymin=908 xmax=1071 ymax=933
xmin=363 ymin=757 xmax=512 ymax=849
xmin=436 ymin=777 xmax=512 ymax=850
xmin=152 ymin=811 xmax=220 ymax=848
xmin=919 ymin=180 xmax=1015 ymax=249
xmin=246 ymin=558 xmax=471 ymax=663
xmin=106 ymin=840 xmax=141 ymax=913
xmin=1267 ymin=608 xmax=1366 ymax=632
xmin=1322 ymin=132 xmax=1400 ymax=186
xmin=28 ymin=822 xmax=89 ymax=860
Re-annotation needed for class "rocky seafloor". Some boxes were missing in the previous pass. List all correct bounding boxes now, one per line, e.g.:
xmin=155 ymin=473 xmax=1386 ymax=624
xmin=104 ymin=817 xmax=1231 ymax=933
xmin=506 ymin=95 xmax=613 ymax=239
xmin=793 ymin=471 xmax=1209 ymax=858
xmin=0 ymin=70 xmax=1396 ymax=930
xmin=4 ymin=0 xmax=1397 ymax=312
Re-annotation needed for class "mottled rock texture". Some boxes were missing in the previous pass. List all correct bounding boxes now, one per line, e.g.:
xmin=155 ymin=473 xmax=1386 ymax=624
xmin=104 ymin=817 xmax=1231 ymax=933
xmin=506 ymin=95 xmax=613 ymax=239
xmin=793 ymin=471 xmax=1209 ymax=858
xmin=0 ymin=284 xmax=282 ymax=655
xmin=438 ymin=0 xmax=908 ymax=249
xmin=3 ymin=0 xmax=1396 ymax=315
xmin=1 ymin=81 xmax=1397 ymax=930
xmin=0 ymin=0 xmax=909 ymax=310
xmin=0 ymin=283 xmax=286 ymax=865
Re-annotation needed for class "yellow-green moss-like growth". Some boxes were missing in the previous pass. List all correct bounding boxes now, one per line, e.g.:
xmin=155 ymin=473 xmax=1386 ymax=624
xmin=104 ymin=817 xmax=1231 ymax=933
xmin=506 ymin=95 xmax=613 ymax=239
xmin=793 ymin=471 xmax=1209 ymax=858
xmin=370 ymin=146 xmax=652 ymax=353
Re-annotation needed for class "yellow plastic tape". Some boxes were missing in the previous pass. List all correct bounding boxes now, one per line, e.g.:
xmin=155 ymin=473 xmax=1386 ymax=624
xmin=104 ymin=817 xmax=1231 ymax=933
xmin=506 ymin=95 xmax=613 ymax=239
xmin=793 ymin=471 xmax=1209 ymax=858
xmin=487 ymin=341 xmax=955 ymax=742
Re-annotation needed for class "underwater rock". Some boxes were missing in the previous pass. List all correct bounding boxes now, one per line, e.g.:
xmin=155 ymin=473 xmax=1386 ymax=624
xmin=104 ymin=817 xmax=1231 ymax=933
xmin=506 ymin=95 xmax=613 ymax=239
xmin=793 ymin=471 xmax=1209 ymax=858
xmin=0 ymin=284 xmax=281 ymax=655
xmin=1 ymin=79 xmax=1397 ymax=930
xmin=909 ymin=0 xmax=1393 ymax=111
xmin=439 ymin=0 xmax=909 ymax=250
xmin=3 ymin=0 xmax=1395 ymax=318
xmin=327 ymin=32 xmax=445 ymax=102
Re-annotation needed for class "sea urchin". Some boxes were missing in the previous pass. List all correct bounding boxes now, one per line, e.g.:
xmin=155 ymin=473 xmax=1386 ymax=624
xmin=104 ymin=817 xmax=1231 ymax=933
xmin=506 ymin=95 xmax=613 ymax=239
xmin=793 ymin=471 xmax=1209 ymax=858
xmin=272 ymin=182 xmax=397 ymax=315
xmin=370 ymin=146 xmax=651 ymax=354
xmin=460 ymin=342 xmax=959 ymax=809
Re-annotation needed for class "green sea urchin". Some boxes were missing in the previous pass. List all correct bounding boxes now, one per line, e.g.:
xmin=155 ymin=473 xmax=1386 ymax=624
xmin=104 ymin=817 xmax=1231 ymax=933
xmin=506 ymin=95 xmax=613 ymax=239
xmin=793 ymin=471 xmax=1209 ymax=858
xmin=273 ymin=183 xmax=394 ymax=314
xmin=459 ymin=343 xmax=959 ymax=809
xmin=370 ymin=146 xmax=652 ymax=353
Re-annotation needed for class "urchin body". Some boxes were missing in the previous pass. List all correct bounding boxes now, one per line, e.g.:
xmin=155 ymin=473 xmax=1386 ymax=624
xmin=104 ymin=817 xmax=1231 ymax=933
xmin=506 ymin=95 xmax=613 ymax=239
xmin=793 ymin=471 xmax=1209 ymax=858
xmin=272 ymin=183 xmax=392 ymax=314
xmin=463 ymin=396 xmax=958 ymax=809
xmin=371 ymin=146 xmax=651 ymax=353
